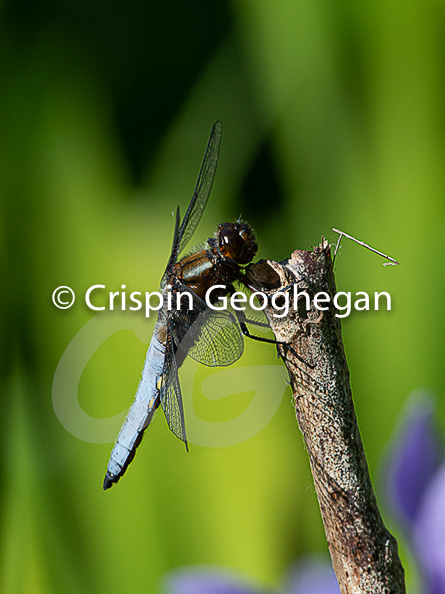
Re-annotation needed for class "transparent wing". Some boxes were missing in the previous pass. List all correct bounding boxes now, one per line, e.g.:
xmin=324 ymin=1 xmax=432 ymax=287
xmin=160 ymin=333 xmax=188 ymax=447
xmin=177 ymin=121 xmax=222 ymax=256
xmin=170 ymin=286 xmax=244 ymax=367
xmin=162 ymin=121 xmax=222 ymax=280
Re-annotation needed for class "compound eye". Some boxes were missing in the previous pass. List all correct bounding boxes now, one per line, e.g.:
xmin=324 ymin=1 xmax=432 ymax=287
xmin=219 ymin=225 xmax=244 ymax=260
xmin=235 ymin=224 xmax=257 ymax=264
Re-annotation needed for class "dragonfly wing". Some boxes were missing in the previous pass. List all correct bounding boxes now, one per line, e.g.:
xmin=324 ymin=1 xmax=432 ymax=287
xmin=162 ymin=205 xmax=181 ymax=285
xmin=177 ymin=121 xmax=222 ymax=256
xmin=160 ymin=333 xmax=188 ymax=447
xmin=170 ymin=286 xmax=244 ymax=367
xmin=162 ymin=121 xmax=222 ymax=281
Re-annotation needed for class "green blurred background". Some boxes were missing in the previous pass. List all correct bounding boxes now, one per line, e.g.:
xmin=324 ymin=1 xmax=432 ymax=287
xmin=1 ymin=1 xmax=444 ymax=592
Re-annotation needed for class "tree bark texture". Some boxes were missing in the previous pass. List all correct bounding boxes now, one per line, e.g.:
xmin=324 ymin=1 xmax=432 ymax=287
xmin=245 ymin=238 xmax=405 ymax=594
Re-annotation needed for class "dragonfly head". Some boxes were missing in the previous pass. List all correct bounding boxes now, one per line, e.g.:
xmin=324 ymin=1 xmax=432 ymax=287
xmin=217 ymin=222 xmax=258 ymax=264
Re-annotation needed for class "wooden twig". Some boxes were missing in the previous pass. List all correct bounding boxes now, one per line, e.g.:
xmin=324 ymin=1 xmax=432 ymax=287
xmin=245 ymin=239 xmax=405 ymax=594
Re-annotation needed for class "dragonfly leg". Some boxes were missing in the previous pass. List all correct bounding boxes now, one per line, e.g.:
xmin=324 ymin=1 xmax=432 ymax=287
xmin=235 ymin=310 xmax=315 ymax=369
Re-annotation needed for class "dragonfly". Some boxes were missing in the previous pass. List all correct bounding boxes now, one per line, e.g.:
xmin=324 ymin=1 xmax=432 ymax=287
xmin=104 ymin=121 xmax=277 ymax=489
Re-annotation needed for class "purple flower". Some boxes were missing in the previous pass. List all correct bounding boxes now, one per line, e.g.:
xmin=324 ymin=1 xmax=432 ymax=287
xmin=163 ymin=556 xmax=339 ymax=594
xmin=382 ymin=391 xmax=445 ymax=592
xmin=383 ymin=391 xmax=443 ymax=528
xmin=284 ymin=556 xmax=340 ymax=594
xmin=163 ymin=566 xmax=269 ymax=594
xmin=413 ymin=464 xmax=445 ymax=593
